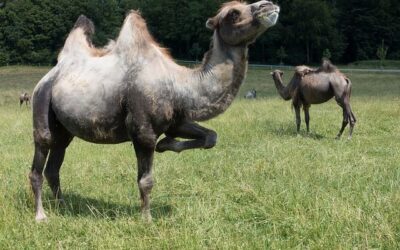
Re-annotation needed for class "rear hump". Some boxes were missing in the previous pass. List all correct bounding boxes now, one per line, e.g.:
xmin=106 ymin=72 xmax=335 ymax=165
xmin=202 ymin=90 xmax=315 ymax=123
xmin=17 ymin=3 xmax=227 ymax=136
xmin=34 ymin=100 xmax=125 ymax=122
xmin=73 ymin=15 xmax=95 ymax=40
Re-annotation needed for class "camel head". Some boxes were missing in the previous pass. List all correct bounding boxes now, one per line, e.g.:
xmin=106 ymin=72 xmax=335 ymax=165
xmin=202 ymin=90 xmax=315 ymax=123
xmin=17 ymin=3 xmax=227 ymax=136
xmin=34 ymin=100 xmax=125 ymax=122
xmin=271 ymin=70 xmax=284 ymax=79
xmin=206 ymin=1 xmax=280 ymax=46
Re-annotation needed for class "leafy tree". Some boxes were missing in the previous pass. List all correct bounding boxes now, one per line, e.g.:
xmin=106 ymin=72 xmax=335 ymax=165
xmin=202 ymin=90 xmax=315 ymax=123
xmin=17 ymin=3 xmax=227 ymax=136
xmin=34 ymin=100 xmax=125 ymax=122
xmin=323 ymin=49 xmax=332 ymax=60
xmin=284 ymin=0 xmax=345 ymax=64
xmin=0 ymin=0 xmax=399 ymax=65
xmin=189 ymin=43 xmax=202 ymax=61
xmin=376 ymin=39 xmax=388 ymax=68
xmin=337 ymin=0 xmax=400 ymax=62
xmin=276 ymin=46 xmax=287 ymax=65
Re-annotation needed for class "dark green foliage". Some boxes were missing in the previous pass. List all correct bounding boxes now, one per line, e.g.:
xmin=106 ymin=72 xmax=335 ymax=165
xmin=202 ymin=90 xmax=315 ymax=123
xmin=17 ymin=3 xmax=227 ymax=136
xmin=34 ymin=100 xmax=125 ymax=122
xmin=0 ymin=0 xmax=399 ymax=66
xmin=337 ymin=0 xmax=400 ymax=62
xmin=376 ymin=39 xmax=388 ymax=68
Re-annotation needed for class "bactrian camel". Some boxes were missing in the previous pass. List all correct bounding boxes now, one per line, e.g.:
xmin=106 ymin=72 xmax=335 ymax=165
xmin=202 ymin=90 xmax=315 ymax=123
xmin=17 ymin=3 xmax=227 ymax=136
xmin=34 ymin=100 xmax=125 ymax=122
xmin=19 ymin=92 xmax=31 ymax=107
xmin=271 ymin=59 xmax=356 ymax=138
xmin=30 ymin=1 xmax=280 ymax=221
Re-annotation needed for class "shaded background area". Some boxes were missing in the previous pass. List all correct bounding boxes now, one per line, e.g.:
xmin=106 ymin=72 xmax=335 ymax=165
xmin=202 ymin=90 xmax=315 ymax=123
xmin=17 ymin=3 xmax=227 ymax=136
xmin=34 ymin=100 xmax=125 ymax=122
xmin=0 ymin=0 xmax=399 ymax=66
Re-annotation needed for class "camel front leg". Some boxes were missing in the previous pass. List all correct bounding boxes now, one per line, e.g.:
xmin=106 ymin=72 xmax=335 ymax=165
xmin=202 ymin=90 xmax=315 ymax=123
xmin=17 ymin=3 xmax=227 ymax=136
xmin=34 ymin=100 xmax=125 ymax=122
xmin=156 ymin=121 xmax=217 ymax=153
xmin=304 ymin=105 xmax=310 ymax=133
xmin=132 ymin=137 xmax=155 ymax=222
xmin=294 ymin=106 xmax=301 ymax=134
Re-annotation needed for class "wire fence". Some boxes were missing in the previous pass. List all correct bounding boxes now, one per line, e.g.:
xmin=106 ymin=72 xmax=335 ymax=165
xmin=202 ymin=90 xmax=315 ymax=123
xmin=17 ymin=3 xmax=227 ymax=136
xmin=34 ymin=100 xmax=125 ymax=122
xmin=3 ymin=61 xmax=400 ymax=74
xmin=178 ymin=60 xmax=400 ymax=74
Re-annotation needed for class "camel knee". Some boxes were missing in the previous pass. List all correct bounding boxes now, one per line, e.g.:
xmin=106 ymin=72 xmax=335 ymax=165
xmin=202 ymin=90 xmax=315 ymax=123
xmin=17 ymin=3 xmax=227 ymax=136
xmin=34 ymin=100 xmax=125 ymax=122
xmin=29 ymin=171 xmax=44 ymax=192
xmin=204 ymin=130 xmax=217 ymax=149
xmin=349 ymin=118 xmax=356 ymax=127
xmin=138 ymin=174 xmax=154 ymax=195
xmin=33 ymin=129 xmax=53 ymax=146
xmin=135 ymin=132 xmax=157 ymax=150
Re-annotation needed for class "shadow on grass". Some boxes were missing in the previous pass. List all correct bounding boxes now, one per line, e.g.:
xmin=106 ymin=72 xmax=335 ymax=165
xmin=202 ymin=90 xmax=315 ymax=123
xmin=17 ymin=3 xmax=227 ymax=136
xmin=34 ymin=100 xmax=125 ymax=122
xmin=19 ymin=189 xmax=173 ymax=220
xmin=56 ymin=193 xmax=173 ymax=220
xmin=265 ymin=120 xmax=326 ymax=140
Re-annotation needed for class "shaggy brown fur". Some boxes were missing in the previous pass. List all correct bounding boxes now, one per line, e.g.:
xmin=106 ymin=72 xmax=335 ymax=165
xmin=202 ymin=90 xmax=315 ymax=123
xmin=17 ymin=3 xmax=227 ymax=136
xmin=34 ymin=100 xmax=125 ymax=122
xmin=271 ymin=59 xmax=356 ymax=138
xmin=29 ymin=1 xmax=280 ymax=222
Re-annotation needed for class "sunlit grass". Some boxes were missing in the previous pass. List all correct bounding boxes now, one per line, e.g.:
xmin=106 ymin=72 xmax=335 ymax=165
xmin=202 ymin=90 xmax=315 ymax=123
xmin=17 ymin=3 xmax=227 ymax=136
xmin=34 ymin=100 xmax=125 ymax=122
xmin=0 ymin=66 xmax=399 ymax=249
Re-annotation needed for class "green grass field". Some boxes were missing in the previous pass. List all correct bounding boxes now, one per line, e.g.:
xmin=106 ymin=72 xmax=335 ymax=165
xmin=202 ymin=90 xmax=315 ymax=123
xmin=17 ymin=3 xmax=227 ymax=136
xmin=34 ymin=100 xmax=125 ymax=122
xmin=0 ymin=66 xmax=399 ymax=249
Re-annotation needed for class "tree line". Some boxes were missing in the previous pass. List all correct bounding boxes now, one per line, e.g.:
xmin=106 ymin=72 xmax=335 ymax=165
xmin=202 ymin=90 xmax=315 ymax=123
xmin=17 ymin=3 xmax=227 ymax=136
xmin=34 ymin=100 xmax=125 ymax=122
xmin=0 ymin=0 xmax=399 ymax=66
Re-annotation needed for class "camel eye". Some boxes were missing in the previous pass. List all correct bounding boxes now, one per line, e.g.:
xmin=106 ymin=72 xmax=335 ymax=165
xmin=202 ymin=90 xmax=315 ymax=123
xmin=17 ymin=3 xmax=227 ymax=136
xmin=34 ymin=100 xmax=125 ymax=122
xmin=260 ymin=2 xmax=272 ymax=8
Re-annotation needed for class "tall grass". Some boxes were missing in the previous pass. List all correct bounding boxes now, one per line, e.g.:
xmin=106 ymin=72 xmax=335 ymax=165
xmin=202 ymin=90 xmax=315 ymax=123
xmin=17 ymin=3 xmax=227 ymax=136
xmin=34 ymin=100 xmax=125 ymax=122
xmin=0 ymin=66 xmax=399 ymax=249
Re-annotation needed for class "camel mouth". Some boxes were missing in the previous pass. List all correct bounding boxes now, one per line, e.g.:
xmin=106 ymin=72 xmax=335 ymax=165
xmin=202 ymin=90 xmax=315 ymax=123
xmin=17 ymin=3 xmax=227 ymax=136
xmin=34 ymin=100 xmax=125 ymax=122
xmin=258 ymin=7 xmax=280 ymax=28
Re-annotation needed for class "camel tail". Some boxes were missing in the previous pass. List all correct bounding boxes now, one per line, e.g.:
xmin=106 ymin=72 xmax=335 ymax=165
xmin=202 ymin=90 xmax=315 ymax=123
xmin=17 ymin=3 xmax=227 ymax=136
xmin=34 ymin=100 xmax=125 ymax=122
xmin=31 ymin=68 xmax=59 ymax=146
xmin=345 ymin=77 xmax=352 ymax=98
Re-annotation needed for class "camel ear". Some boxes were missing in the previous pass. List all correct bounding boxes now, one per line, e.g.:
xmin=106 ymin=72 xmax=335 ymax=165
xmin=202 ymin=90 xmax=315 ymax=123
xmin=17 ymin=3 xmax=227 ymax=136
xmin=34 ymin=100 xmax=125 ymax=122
xmin=206 ymin=17 xmax=217 ymax=30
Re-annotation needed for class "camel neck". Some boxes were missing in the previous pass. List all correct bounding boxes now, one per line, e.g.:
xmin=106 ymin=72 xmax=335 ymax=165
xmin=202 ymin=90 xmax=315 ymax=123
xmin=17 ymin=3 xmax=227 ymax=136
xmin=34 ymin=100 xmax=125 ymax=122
xmin=273 ymin=74 xmax=292 ymax=101
xmin=184 ymin=33 xmax=248 ymax=121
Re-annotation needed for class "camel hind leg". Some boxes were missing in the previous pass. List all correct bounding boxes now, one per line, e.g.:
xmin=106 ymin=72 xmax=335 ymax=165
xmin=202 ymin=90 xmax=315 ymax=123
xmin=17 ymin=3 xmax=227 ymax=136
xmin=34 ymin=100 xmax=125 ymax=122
xmin=336 ymin=97 xmax=356 ymax=139
xmin=30 ymin=144 xmax=50 ymax=221
xmin=336 ymin=109 xmax=348 ymax=139
xmin=304 ymin=104 xmax=310 ymax=133
xmin=346 ymin=102 xmax=356 ymax=139
xmin=31 ymin=108 xmax=73 ymax=221
xmin=31 ymin=81 xmax=53 ymax=221
xmin=30 ymin=77 xmax=66 ymax=221
xmin=44 ymin=120 xmax=73 ymax=203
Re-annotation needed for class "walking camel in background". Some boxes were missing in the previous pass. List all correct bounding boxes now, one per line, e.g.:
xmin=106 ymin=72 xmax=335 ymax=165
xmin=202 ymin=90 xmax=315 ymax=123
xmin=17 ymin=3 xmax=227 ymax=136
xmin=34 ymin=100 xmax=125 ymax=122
xmin=19 ymin=92 xmax=30 ymax=107
xmin=30 ymin=1 xmax=280 ymax=221
xmin=271 ymin=59 xmax=356 ymax=138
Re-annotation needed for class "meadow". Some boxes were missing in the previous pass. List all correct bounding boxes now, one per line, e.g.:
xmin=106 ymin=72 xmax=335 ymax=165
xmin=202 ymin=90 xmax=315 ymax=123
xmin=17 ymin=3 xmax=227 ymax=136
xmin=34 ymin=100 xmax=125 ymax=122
xmin=0 ymin=66 xmax=399 ymax=249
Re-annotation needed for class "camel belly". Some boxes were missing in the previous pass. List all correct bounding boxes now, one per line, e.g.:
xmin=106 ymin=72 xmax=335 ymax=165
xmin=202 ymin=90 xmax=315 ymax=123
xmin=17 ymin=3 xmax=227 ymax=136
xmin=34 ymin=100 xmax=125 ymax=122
xmin=51 ymin=60 xmax=129 ymax=143
xmin=52 ymin=92 xmax=129 ymax=143
xmin=300 ymin=81 xmax=334 ymax=104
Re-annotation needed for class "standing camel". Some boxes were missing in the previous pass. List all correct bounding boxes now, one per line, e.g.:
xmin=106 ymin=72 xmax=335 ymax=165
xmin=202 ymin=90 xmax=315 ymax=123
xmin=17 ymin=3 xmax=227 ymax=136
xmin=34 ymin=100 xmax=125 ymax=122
xmin=271 ymin=59 xmax=356 ymax=138
xmin=30 ymin=1 xmax=280 ymax=221
xmin=19 ymin=92 xmax=31 ymax=107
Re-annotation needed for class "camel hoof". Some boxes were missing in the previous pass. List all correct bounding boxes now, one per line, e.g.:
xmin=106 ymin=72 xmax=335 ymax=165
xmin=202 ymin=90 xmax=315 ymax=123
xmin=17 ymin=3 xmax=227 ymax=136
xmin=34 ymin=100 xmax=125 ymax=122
xmin=156 ymin=137 xmax=180 ymax=153
xmin=155 ymin=137 xmax=174 ymax=153
xmin=141 ymin=211 xmax=153 ymax=223
xmin=56 ymin=198 xmax=66 ymax=208
xmin=35 ymin=212 xmax=48 ymax=222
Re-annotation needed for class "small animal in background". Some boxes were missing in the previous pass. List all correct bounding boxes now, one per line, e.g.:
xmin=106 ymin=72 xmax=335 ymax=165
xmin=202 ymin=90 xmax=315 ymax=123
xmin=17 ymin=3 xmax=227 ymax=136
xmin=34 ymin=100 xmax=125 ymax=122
xmin=19 ymin=92 xmax=31 ymax=107
xmin=244 ymin=89 xmax=257 ymax=99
